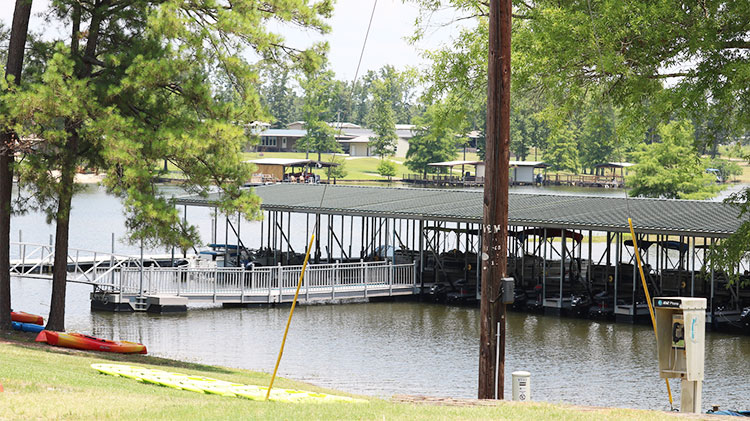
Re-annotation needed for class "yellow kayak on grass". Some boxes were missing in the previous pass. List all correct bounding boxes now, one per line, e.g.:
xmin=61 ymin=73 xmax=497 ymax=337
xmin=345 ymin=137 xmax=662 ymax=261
xmin=91 ymin=364 xmax=363 ymax=403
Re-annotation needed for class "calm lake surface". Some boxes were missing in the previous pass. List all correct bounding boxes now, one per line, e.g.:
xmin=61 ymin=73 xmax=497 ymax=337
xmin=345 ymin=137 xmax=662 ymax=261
xmin=7 ymin=183 xmax=750 ymax=410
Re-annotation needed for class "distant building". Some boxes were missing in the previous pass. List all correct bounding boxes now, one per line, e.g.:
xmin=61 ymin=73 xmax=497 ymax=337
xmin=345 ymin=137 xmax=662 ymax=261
xmin=252 ymin=122 xmax=415 ymax=157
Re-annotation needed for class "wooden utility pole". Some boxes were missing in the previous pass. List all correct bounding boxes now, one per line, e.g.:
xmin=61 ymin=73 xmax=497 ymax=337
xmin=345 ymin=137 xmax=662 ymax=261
xmin=479 ymin=0 xmax=511 ymax=400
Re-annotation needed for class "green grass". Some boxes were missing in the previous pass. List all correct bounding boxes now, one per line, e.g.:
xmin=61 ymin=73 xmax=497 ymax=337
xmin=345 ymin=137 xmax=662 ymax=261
xmin=0 ymin=332 xmax=678 ymax=420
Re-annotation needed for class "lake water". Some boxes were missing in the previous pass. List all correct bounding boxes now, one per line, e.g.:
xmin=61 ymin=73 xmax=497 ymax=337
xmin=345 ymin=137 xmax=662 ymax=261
xmin=6 ymin=183 xmax=750 ymax=411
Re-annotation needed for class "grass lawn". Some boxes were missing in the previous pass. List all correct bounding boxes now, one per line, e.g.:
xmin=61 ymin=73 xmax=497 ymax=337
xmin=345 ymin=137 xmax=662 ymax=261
xmin=0 ymin=332 xmax=679 ymax=420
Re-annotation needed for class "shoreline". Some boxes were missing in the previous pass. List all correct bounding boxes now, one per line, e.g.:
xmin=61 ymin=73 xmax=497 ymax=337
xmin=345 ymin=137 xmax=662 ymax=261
xmin=0 ymin=332 xmax=721 ymax=420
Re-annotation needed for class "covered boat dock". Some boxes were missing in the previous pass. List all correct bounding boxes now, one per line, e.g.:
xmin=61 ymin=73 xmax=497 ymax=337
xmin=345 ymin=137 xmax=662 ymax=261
xmin=175 ymin=184 xmax=748 ymax=329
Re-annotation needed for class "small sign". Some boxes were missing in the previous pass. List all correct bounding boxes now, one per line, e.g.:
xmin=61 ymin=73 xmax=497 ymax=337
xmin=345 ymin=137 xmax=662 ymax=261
xmin=655 ymin=298 xmax=681 ymax=308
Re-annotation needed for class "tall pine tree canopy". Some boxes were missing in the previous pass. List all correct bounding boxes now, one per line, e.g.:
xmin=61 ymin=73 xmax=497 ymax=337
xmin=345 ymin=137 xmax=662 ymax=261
xmin=1 ymin=0 xmax=333 ymax=330
xmin=7 ymin=0 xmax=332 ymax=247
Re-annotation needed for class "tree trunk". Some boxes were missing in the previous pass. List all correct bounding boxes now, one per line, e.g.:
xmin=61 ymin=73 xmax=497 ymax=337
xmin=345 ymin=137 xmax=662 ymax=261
xmin=46 ymin=0 xmax=107 ymax=332
xmin=0 ymin=144 xmax=13 ymax=331
xmin=0 ymin=0 xmax=33 ymax=331
xmin=46 ymin=130 xmax=79 ymax=332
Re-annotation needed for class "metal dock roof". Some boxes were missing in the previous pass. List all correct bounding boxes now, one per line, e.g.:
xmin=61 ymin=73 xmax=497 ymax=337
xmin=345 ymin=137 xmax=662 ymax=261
xmin=175 ymin=184 xmax=744 ymax=237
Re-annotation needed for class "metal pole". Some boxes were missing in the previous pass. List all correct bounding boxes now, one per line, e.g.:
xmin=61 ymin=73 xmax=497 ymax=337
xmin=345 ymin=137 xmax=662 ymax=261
xmin=494 ymin=321 xmax=501 ymax=400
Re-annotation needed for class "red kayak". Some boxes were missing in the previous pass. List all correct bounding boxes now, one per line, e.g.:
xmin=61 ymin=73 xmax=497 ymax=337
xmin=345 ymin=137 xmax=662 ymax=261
xmin=11 ymin=311 xmax=44 ymax=325
xmin=35 ymin=330 xmax=147 ymax=354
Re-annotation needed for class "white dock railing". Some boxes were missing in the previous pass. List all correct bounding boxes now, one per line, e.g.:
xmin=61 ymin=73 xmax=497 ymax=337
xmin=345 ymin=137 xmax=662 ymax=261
xmin=116 ymin=260 xmax=416 ymax=299
xmin=9 ymin=241 xmax=145 ymax=287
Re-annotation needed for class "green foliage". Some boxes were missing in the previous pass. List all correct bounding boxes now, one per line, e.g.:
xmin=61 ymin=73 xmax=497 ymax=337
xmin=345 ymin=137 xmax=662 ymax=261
xmin=259 ymin=66 xmax=298 ymax=129
xmin=541 ymin=112 xmax=580 ymax=173
xmin=628 ymin=121 xmax=719 ymax=200
xmin=405 ymin=102 xmax=459 ymax=175
xmin=299 ymin=69 xmax=341 ymax=159
xmin=327 ymin=154 xmax=348 ymax=179
xmin=708 ymin=188 xmax=750 ymax=287
xmin=376 ymin=159 xmax=396 ymax=180
xmin=706 ymin=158 xmax=743 ymax=182
xmin=510 ymin=93 xmax=549 ymax=161
xmin=367 ymin=78 xmax=398 ymax=157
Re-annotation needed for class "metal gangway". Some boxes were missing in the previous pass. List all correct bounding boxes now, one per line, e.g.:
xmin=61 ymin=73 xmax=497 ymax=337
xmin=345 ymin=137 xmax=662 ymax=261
xmin=9 ymin=241 xmax=145 ymax=288
xmin=9 ymin=241 xmax=418 ymax=311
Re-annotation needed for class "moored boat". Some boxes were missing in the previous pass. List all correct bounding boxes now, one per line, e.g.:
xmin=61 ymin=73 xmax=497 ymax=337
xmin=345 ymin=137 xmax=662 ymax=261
xmin=10 ymin=311 xmax=44 ymax=325
xmin=35 ymin=330 xmax=147 ymax=354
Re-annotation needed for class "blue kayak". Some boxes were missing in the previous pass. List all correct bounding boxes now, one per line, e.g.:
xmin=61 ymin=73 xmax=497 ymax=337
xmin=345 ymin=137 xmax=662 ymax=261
xmin=12 ymin=321 xmax=45 ymax=333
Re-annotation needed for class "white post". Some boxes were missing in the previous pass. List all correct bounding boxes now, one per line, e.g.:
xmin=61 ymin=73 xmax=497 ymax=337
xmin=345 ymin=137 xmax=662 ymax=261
xmin=512 ymin=371 xmax=531 ymax=401
xmin=213 ymin=266 xmax=218 ymax=302
xmin=495 ymin=321 xmax=501 ymax=399
xmin=362 ymin=259 xmax=367 ymax=299
xmin=413 ymin=260 xmax=418 ymax=293
xmin=277 ymin=263 xmax=283 ymax=303
xmin=139 ymin=239 xmax=144 ymax=297
xmin=240 ymin=267 xmax=245 ymax=303
xmin=305 ymin=266 xmax=310 ymax=302
xmin=333 ymin=261 xmax=338 ymax=300
xmin=110 ymin=233 xmax=115 ymax=285
xmin=389 ymin=262 xmax=393 ymax=295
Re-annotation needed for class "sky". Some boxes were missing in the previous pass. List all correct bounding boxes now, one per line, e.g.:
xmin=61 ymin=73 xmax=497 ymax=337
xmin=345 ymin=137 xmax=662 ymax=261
xmin=0 ymin=0 xmax=467 ymax=82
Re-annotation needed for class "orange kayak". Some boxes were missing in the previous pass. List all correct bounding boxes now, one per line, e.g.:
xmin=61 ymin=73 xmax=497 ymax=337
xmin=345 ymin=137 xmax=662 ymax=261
xmin=11 ymin=311 xmax=44 ymax=325
xmin=35 ymin=330 xmax=147 ymax=354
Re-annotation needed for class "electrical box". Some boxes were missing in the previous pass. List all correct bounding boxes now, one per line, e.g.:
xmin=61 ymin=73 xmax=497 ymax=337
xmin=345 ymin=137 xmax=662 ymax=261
xmin=502 ymin=278 xmax=515 ymax=304
xmin=654 ymin=297 xmax=706 ymax=413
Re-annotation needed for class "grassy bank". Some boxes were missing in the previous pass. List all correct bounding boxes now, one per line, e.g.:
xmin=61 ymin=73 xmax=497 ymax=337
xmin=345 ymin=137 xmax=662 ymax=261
xmin=0 ymin=332 xmax=684 ymax=420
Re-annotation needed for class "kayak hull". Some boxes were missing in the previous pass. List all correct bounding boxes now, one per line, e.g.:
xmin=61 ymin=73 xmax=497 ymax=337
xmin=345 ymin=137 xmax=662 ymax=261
xmin=10 ymin=311 xmax=44 ymax=325
xmin=11 ymin=321 xmax=45 ymax=333
xmin=35 ymin=330 xmax=147 ymax=354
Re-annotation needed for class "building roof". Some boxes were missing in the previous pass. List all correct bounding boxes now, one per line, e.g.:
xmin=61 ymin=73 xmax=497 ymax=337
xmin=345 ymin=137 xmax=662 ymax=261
xmin=338 ymin=135 xmax=372 ymax=144
xmin=175 ymin=184 xmax=744 ymax=237
xmin=258 ymin=129 xmax=307 ymax=137
xmin=427 ymin=160 xmax=484 ymax=167
xmin=330 ymin=122 xmax=362 ymax=129
xmin=247 ymin=158 xmax=313 ymax=166
xmin=509 ymin=161 xmax=549 ymax=168
xmin=247 ymin=158 xmax=339 ymax=168
xmin=595 ymin=162 xmax=635 ymax=168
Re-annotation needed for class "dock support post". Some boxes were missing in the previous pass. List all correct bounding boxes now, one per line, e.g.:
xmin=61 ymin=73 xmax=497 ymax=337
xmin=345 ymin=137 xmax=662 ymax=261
xmin=690 ymin=236 xmax=695 ymax=296
xmin=614 ymin=232 xmax=620 ymax=312
xmin=333 ymin=261 xmax=338 ymax=300
xmin=213 ymin=266 xmax=218 ymax=303
xmin=391 ymin=218 xmax=396 ymax=289
xmin=413 ymin=260 xmax=418 ymax=291
xmin=560 ymin=230 xmax=565 ymax=309
xmin=241 ymin=267 xmax=245 ymax=303
xmin=362 ymin=259 xmax=367 ymax=299
xmin=419 ymin=219 xmax=424 ymax=298
xmin=542 ymin=229 xmax=547 ymax=304
xmin=710 ymin=238 xmax=715 ymax=322
xmin=277 ymin=263 xmax=283 ymax=303
xmin=139 ymin=239 xmax=144 ymax=298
